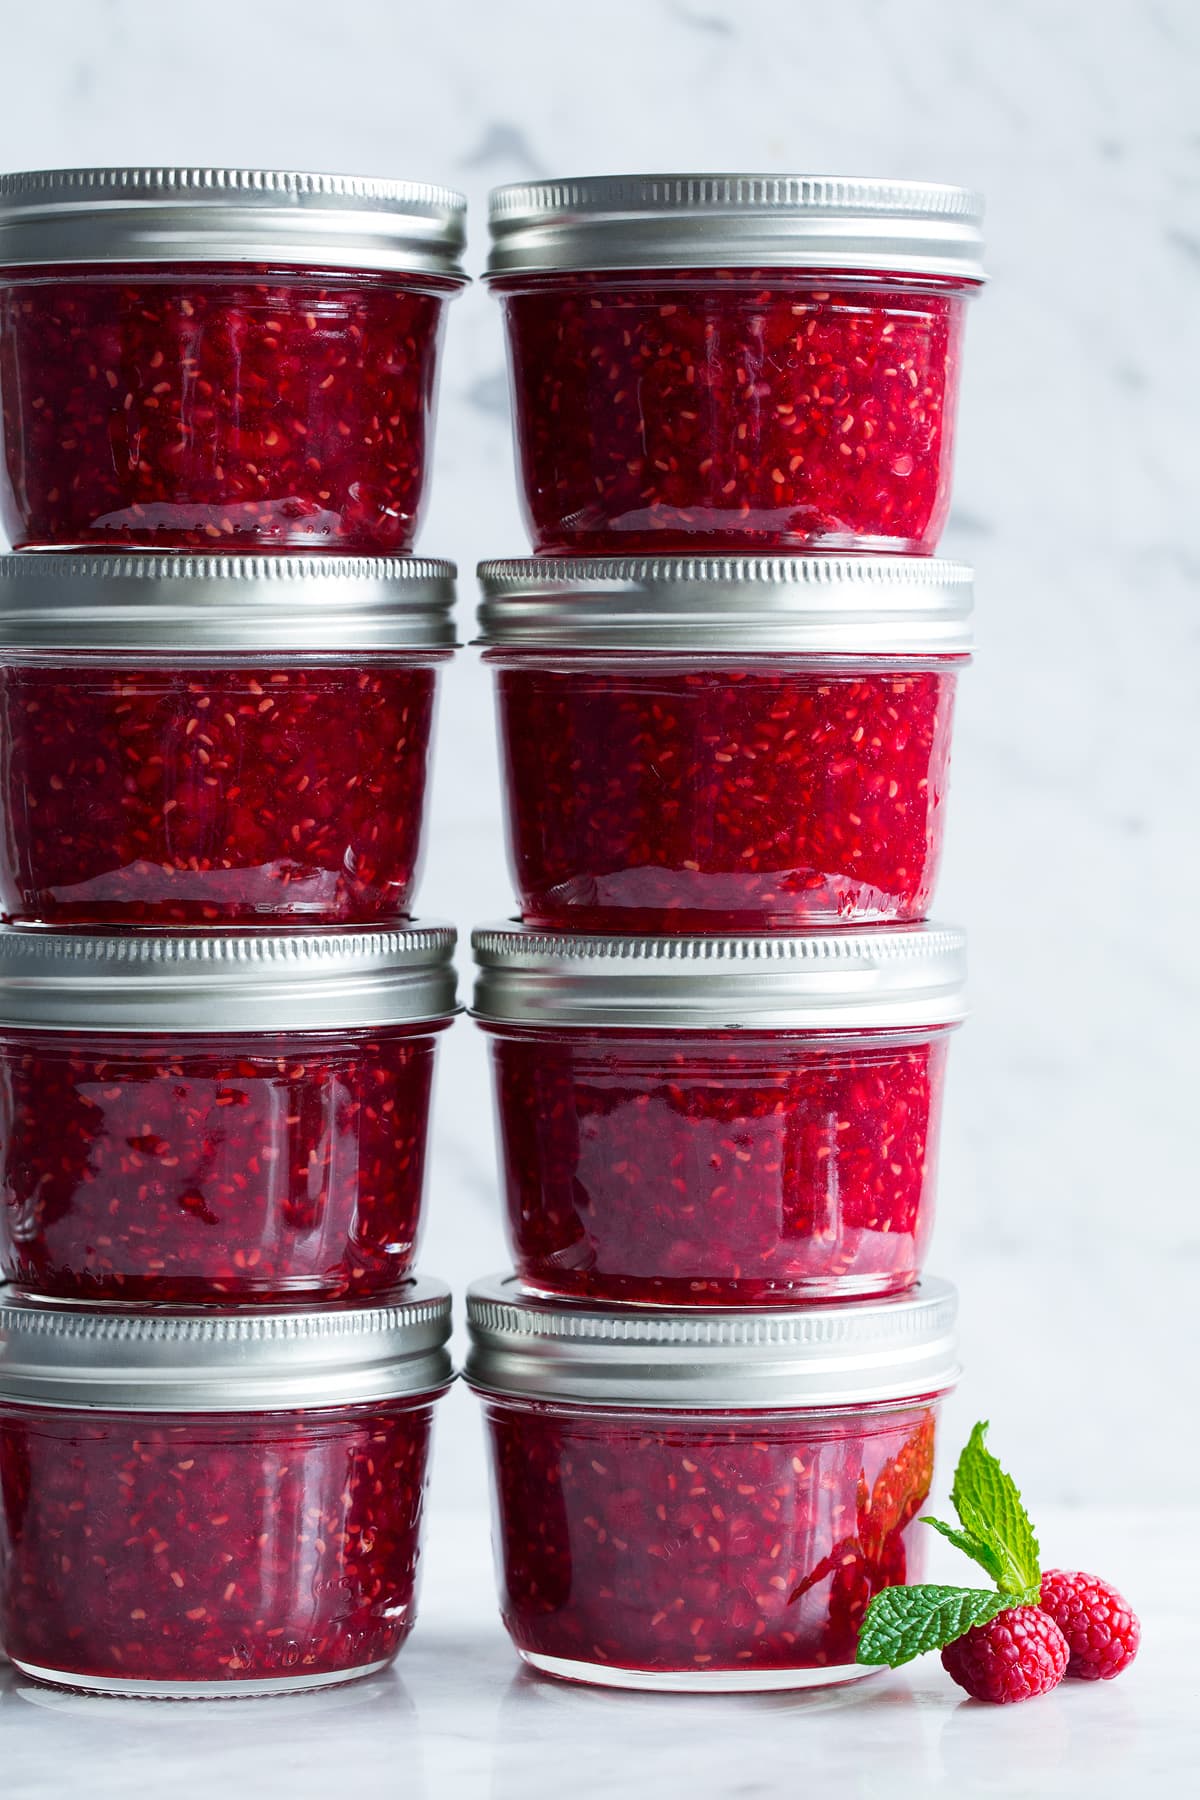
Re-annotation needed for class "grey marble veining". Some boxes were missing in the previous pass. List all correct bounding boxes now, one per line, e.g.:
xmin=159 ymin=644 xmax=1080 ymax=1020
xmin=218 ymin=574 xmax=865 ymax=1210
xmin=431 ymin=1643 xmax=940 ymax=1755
xmin=0 ymin=0 xmax=1192 ymax=1520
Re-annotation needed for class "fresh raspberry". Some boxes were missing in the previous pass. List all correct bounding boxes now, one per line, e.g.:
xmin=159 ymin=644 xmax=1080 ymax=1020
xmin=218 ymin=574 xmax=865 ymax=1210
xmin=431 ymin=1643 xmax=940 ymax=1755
xmin=941 ymin=1605 xmax=1069 ymax=1704
xmin=1039 ymin=1570 xmax=1141 ymax=1680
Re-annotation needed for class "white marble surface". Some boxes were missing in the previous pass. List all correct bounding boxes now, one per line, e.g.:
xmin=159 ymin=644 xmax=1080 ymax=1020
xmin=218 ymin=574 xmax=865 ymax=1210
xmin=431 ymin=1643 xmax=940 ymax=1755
xmin=0 ymin=0 xmax=1187 ymax=1504
xmin=0 ymin=4 xmax=1192 ymax=1790
xmin=0 ymin=0 xmax=1191 ymax=1558
xmin=0 ymin=1491 xmax=1191 ymax=1798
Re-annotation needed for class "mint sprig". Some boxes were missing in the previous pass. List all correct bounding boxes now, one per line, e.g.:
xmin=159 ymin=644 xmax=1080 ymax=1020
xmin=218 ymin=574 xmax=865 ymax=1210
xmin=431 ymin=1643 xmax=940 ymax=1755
xmin=857 ymin=1584 xmax=1010 ymax=1668
xmin=941 ymin=1419 xmax=1041 ymax=1595
xmin=856 ymin=1421 xmax=1042 ymax=1669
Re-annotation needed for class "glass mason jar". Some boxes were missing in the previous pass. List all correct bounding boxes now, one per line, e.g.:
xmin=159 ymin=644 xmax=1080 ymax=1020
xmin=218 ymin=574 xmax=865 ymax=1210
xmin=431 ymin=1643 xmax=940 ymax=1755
xmin=0 ymin=922 xmax=458 ymax=1305
xmin=467 ymin=1274 xmax=959 ymax=1690
xmin=472 ymin=922 xmax=965 ymax=1306
xmin=0 ymin=1282 xmax=452 ymax=1696
xmin=0 ymin=167 xmax=467 ymax=552
xmin=486 ymin=174 xmax=984 ymax=554
xmin=478 ymin=555 xmax=972 ymax=932
xmin=0 ymin=553 xmax=456 ymax=926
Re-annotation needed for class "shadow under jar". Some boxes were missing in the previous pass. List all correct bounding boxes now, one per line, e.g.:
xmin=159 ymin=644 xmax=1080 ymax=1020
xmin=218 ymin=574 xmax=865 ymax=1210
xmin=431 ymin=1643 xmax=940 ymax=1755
xmin=0 ymin=921 xmax=457 ymax=1305
xmin=472 ymin=921 xmax=965 ymax=1306
xmin=467 ymin=1273 xmax=959 ymax=1690
xmin=478 ymin=554 xmax=971 ymax=932
xmin=0 ymin=553 xmax=456 ymax=926
xmin=487 ymin=173 xmax=984 ymax=553
xmin=0 ymin=1282 xmax=452 ymax=1696
xmin=0 ymin=167 xmax=467 ymax=552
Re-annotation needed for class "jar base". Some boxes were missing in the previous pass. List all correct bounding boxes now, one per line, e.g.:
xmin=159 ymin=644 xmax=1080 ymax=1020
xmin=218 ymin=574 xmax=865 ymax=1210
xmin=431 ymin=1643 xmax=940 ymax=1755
xmin=10 ymin=1656 xmax=393 ymax=1700
xmin=519 ymin=1650 xmax=885 ymax=1693
xmin=513 ymin=1271 xmax=919 ymax=1308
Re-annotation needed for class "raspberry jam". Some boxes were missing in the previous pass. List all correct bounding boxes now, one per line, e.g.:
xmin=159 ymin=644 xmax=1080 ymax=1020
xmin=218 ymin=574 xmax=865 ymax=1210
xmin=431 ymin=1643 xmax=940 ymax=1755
xmin=0 ymin=657 xmax=445 ymax=925
xmin=484 ymin=1026 xmax=949 ymax=1305
xmin=0 ymin=1023 xmax=446 ymax=1305
xmin=477 ymin=557 xmax=971 ymax=932
xmin=471 ymin=924 xmax=965 ymax=1306
xmin=0 ymin=266 xmax=457 ymax=552
xmin=494 ymin=272 xmax=970 ymax=554
xmin=0 ymin=554 xmax=456 ymax=926
xmin=0 ymin=923 xmax=457 ymax=1305
xmin=486 ymin=175 xmax=983 ymax=554
xmin=467 ymin=1276 xmax=958 ymax=1689
xmin=493 ymin=657 xmax=957 ymax=932
xmin=0 ymin=1286 xmax=451 ymax=1696
xmin=0 ymin=167 xmax=467 ymax=552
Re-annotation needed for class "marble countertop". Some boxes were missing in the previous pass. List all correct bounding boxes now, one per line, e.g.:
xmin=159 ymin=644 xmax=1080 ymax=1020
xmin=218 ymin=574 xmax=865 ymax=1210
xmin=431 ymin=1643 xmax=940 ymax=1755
xmin=1 ymin=1504 xmax=1190 ymax=1798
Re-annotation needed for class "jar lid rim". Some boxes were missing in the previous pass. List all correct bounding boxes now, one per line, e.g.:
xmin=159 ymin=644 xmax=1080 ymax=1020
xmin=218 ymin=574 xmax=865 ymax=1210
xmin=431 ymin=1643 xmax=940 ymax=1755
xmin=0 ymin=554 xmax=459 ymax=651
xmin=466 ymin=1273 xmax=960 ymax=1408
xmin=487 ymin=171 xmax=985 ymax=280
xmin=0 ymin=166 xmax=469 ymax=280
xmin=0 ymin=1280 xmax=454 ymax=1410
xmin=0 ymin=922 xmax=460 ymax=1032
xmin=0 ymin=165 xmax=467 ymax=211
xmin=476 ymin=554 xmax=973 ymax=654
xmin=471 ymin=921 xmax=967 ymax=1031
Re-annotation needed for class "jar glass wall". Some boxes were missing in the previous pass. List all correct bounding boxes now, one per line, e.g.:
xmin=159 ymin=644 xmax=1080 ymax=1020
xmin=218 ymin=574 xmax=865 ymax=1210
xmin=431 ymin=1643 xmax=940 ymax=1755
xmin=493 ymin=270 xmax=975 ymax=554
xmin=0 ymin=1281 xmax=453 ymax=1697
xmin=488 ymin=651 xmax=960 ymax=932
xmin=483 ymin=1022 xmax=952 ymax=1305
xmin=480 ymin=1393 xmax=940 ymax=1689
xmin=0 ymin=264 xmax=460 ymax=553
xmin=467 ymin=1274 xmax=959 ymax=1692
xmin=0 ymin=651 xmax=449 ymax=926
xmin=0 ymin=1019 xmax=449 ymax=1305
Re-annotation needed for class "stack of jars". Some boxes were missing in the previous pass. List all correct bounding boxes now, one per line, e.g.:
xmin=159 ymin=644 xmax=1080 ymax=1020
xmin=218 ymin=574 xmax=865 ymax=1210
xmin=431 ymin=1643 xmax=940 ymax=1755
xmin=0 ymin=168 xmax=470 ymax=1695
xmin=465 ymin=175 xmax=984 ymax=1689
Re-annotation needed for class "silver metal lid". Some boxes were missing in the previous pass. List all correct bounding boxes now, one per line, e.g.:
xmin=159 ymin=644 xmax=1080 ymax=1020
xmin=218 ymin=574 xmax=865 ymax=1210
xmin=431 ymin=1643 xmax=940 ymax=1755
xmin=0 ymin=1280 xmax=453 ymax=1411
xmin=466 ymin=1274 xmax=958 ymax=1409
xmin=0 ymin=167 xmax=468 ymax=280
xmin=0 ymin=553 xmax=458 ymax=653
xmin=487 ymin=173 xmax=985 ymax=281
xmin=0 ymin=923 xmax=459 ymax=1033
xmin=477 ymin=555 xmax=973 ymax=655
xmin=472 ymin=922 xmax=966 ymax=1032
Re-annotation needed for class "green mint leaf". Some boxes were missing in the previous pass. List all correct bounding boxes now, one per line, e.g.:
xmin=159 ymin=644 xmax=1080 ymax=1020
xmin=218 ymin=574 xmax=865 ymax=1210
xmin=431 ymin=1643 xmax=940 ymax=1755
xmin=856 ymin=1584 xmax=1009 ymax=1668
xmin=920 ymin=1514 xmax=1008 ymax=1587
xmin=950 ymin=1421 xmax=1041 ymax=1596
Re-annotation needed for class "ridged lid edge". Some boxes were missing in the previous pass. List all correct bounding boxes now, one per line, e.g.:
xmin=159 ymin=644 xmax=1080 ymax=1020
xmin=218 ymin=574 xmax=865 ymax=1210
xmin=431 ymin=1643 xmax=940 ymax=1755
xmin=0 ymin=166 xmax=468 ymax=279
xmin=478 ymin=554 xmax=972 ymax=593
xmin=0 ymin=167 xmax=467 ymax=213
xmin=490 ymin=173 xmax=982 ymax=222
xmin=2 ymin=921 xmax=456 ymax=970
xmin=475 ymin=554 xmax=973 ymax=654
xmin=471 ymin=922 xmax=967 ymax=1032
xmin=472 ymin=922 xmax=964 ymax=967
xmin=0 ymin=923 xmax=461 ymax=1032
xmin=0 ymin=553 xmax=457 ymax=585
xmin=0 ymin=555 xmax=460 ymax=651
xmin=487 ymin=171 xmax=985 ymax=280
xmin=465 ymin=1274 xmax=959 ymax=1409
xmin=1 ymin=1285 xmax=450 ymax=1347
xmin=0 ymin=1280 xmax=455 ymax=1410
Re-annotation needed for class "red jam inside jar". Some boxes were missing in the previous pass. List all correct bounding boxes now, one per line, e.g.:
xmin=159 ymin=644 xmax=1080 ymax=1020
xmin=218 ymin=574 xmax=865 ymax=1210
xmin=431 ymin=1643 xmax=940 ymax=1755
xmin=0 ymin=265 xmax=459 ymax=552
xmin=0 ymin=1021 xmax=448 ymax=1305
xmin=481 ymin=1396 xmax=938 ymax=1683
xmin=493 ymin=271 xmax=974 ymax=554
xmin=489 ymin=654 xmax=959 ymax=932
xmin=0 ymin=1395 xmax=441 ymax=1692
xmin=0 ymin=654 xmax=447 ymax=925
xmin=484 ymin=1025 xmax=951 ymax=1305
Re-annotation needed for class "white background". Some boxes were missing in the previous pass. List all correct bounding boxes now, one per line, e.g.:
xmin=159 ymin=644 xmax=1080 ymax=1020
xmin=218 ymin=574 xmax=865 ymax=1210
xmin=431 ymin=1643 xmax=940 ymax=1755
xmin=0 ymin=0 xmax=1194 ymax=1555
